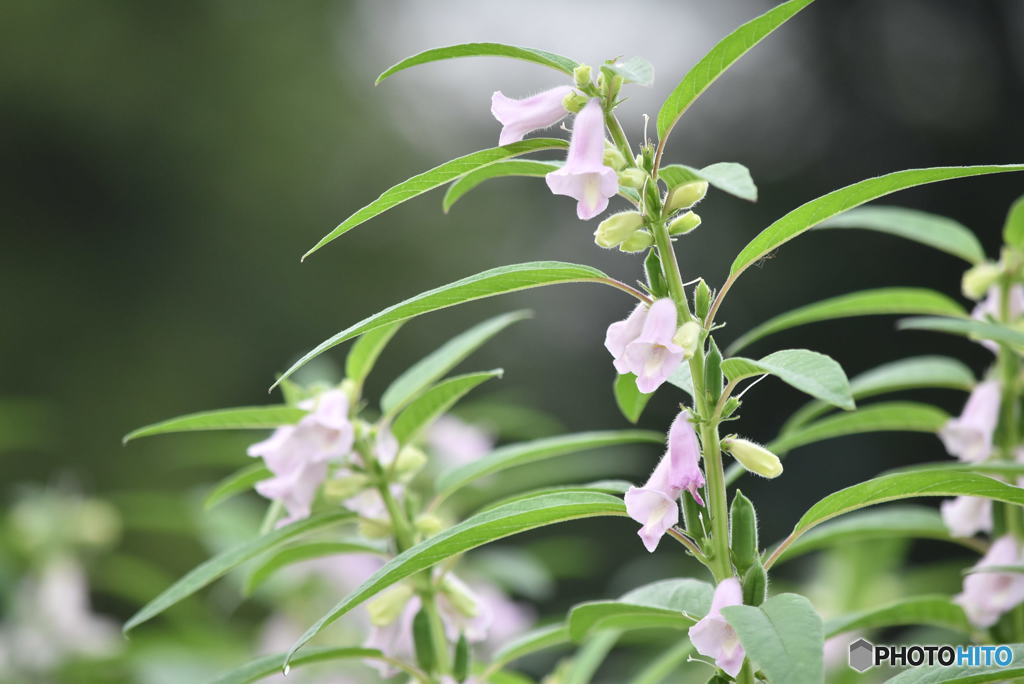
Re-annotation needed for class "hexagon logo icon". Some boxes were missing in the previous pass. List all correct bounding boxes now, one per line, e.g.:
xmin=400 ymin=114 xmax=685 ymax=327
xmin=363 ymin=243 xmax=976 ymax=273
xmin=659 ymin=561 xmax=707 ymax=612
xmin=848 ymin=638 xmax=875 ymax=672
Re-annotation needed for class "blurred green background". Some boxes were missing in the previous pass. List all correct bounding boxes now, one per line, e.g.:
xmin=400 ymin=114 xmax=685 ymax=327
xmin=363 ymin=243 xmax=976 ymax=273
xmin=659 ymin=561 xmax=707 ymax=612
xmin=2 ymin=0 xmax=1023 ymax=681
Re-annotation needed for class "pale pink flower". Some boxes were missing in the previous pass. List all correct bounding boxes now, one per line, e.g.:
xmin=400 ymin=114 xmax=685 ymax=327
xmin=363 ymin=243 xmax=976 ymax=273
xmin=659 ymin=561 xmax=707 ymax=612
xmin=491 ymin=86 xmax=573 ymax=146
xmin=374 ymin=426 xmax=399 ymax=467
xmin=426 ymin=415 xmax=494 ymax=467
xmin=605 ymin=303 xmax=648 ymax=375
xmin=545 ymin=99 xmax=618 ymax=220
xmin=973 ymin=285 xmax=1024 ymax=353
xmin=938 ymin=380 xmax=1001 ymax=463
xmin=625 ymin=409 xmax=705 ymax=552
xmin=621 ymin=299 xmax=685 ymax=393
xmin=254 ymin=459 xmax=327 ymax=527
xmin=940 ymin=496 xmax=993 ymax=537
xmin=955 ymin=534 xmax=1024 ymax=628
xmin=689 ymin=578 xmax=745 ymax=677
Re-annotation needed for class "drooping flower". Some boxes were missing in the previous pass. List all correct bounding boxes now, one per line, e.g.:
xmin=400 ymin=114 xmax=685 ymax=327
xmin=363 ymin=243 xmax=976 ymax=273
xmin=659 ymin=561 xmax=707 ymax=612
xmin=955 ymin=534 xmax=1024 ymax=628
xmin=938 ymin=380 xmax=1001 ymax=463
xmin=940 ymin=496 xmax=993 ymax=538
xmin=621 ymin=298 xmax=685 ymax=393
xmin=625 ymin=409 xmax=705 ymax=552
xmin=491 ymin=86 xmax=574 ymax=146
xmin=605 ymin=302 xmax=648 ymax=374
xmin=689 ymin=577 xmax=745 ymax=677
xmin=972 ymin=285 xmax=1024 ymax=353
xmin=545 ymin=98 xmax=618 ymax=220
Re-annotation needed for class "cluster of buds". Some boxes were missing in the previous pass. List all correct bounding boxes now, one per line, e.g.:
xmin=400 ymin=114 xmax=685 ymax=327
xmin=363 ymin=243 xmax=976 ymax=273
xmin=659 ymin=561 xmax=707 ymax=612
xmin=593 ymin=211 xmax=651 ymax=252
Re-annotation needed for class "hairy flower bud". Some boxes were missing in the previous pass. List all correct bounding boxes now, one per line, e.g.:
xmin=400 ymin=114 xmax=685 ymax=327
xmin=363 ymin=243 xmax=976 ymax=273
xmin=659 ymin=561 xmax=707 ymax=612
xmin=672 ymin=321 xmax=702 ymax=359
xmin=667 ymin=211 xmax=701 ymax=235
xmin=561 ymin=90 xmax=589 ymax=114
xmin=323 ymin=471 xmax=371 ymax=500
xmin=617 ymin=168 xmax=647 ymax=189
xmin=573 ymin=64 xmax=592 ymax=88
xmin=666 ymin=181 xmax=708 ymax=212
xmin=414 ymin=513 xmax=444 ymax=538
xmin=594 ymin=211 xmax=644 ymax=249
xmin=722 ymin=437 xmax=783 ymax=478
xmin=395 ymin=445 xmax=428 ymax=479
xmin=962 ymin=262 xmax=1003 ymax=300
xmin=618 ymin=230 xmax=654 ymax=253
xmin=442 ymin=575 xmax=482 ymax=618
xmin=359 ymin=517 xmax=392 ymax=539
xmin=368 ymin=584 xmax=415 ymax=626
xmin=602 ymin=145 xmax=627 ymax=171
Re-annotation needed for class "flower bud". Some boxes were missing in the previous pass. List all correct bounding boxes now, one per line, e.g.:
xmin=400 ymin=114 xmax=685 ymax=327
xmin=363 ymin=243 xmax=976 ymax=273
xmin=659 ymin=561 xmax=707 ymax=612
xmin=722 ymin=437 xmax=783 ymax=479
xmin=617 ymin=168 xmax=647 ymax=189
xmin=323 ymin=472 xmax=371 ymax=500
xmin=605 ymin=74 xmax=624 ymax=100
xmin=414 ymin=512 xmax=444 ymax=538
xmin=395 ymin=445 xmax=427 ymax=480
xmin=602 ymin=145 xmax=627 ymax=171
xmin=667 ymin=211 xmax=701 ymax=235
xmin=358 ymin=517 xmax=392 ymax=539
xmin=619 ymin=230 xmax=654 ymax=253
xmin=573 ymin=64 xmax=592 ymax=88
xmin=672 ymin=321 xmax=702 ymax=358
xmin=694 ymin=278 xmax=712 ymax=320
xmin=594 ymin=211 xmax=644 ymax=249
xmin=667 ymin=181 xmax=708 ymax=212
xmin=339 ymin=378 xmax=359 ymax=406
xmin=962 ymin=262 xmax=1003 ymax=300
xmin=367 ymin=583 xmax=414 ymax=626
xmin=561 ymin=90 xmax=589 ymax=114
xmin=441 ymin=575 xmax=482 ymax=618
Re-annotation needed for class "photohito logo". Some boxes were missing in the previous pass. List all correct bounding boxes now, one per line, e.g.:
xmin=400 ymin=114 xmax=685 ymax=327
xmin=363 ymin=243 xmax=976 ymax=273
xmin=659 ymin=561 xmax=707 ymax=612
xmin=848 ymin=638 xmax=1014 ymax=672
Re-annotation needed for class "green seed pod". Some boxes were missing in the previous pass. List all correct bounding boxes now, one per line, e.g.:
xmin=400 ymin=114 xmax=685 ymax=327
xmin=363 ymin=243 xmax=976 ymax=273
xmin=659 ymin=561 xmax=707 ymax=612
xmin=682 ymin=490 xmax=705 ymax=543
xmin=704 ymin=338 xmax=723 ymax=407
xmin=453 ymin=633 xmax=470 ymax=683
xmin=412 ymin=607 xmax=436 ymax=673
xmin=694 ymin=278 xmax=712 ymax=320
xmin=730 ymin=490 xmax=759 ymax=574
xmin=742 ymin=559 xmax=767 ymax=606
xmin=644 ymin=250 xmax=669 ymax=299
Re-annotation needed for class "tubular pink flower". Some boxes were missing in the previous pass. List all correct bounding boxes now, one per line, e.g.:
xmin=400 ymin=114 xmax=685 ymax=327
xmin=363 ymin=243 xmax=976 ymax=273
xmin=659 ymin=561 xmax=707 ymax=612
xmin=545 ymin=99 xmax=618 ymax=220
xmin=940 ymin=496 xmax=993 ymax=537
xmin=625 ymin=410 xmax=705 ymax=552
xmin=621 ymin=299 xmax=685 ymax=393
xmin=938 ymin=380 xmax=1001 ymax=462
xmin=955 ymin=534 xmax=1024 ymax=627
xmin=973 ymin=285 xmax=1024 ymax=352
xmin=689 ymin=577 xmax=745 ymax=677
xmin=491 ymin=86 xmax=573 ymax=146
xmin=605 ymin=302 xmax=648 ymax=374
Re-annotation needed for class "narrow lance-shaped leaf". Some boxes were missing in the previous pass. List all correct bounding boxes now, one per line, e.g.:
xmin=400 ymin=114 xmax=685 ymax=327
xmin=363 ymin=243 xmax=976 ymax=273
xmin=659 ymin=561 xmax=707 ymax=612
xmin=824 ymin=595 xmax=970 ymax=639
xmin=244 ymin=541 xmax=386 ymax=596
xmin=376 ymin=42 xmax=578 ymax=84
xmin=721 ymin=348 xmax=854 ymax=410
xmin=124 ymin=511 xmax=353 ymax=633
xmin=727 ymin=287 xmax=965 ymax=354
xmin=381 ymin=310 xmax=529 ymax=415
xmin=568 ymin=579 xmax=712 ymax=641
xmin=899 ymin=316 xmax=1024 ymax=348
xmin=1004 ymin=193 xmax=1024 ymax=248
xmin=659 ymin=162 xmax=757 ymax=202
xmin=818 ymin=205 xmax=985 ymax=264
xmin=721 ymin=593 xmax=823 ymax=684
xmin=284 ymin=492 xmax=628 ymax=667
xmin=210 ymin=647 xmax=422 ymax=684
xmin=345 ymin=321 xmax=403 ymax=385
xmin=434 ymin=430 xmax=662 ymax=501
xmin=728 ymin=165 xmax=1024 ymax=282
xmin=656 ymin=0 xmax=816 ymax=141
xmin=391 ymin=370 xmax=503 ymax=445
xmin=780 ymin=356 xmax=974 ymax=434
xmin=490 ymin=623 xmax=571 ymax=670
xmin=204 ymin=463 xmax=272 ymax=511
xmin=271 ymin=261 xmax=618 ymax=390
xmin=303 ymin=138 xmax=568 ymax=259
xmin=124 ymin=405 xmax=305 ymax=443
xmin=443 ymin=160 xmax=559 ymax=212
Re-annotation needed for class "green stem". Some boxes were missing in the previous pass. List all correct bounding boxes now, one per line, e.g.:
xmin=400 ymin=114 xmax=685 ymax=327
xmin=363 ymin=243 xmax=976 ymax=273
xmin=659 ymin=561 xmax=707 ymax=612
xmin=649 ymin=214 xmax=693 ymax=323
xmin=996 ymin=280 xmax=1022 ymax=540
xmin=695 ymin=377 xmax=732 ymax=583
xmin=604 ymin=111 xmax=633 ymax=164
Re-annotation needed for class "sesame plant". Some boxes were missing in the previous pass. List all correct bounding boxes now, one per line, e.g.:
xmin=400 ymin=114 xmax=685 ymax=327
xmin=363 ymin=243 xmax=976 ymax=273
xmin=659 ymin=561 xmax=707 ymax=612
xmin=122 ymin=1 xmax=1024 ymax=683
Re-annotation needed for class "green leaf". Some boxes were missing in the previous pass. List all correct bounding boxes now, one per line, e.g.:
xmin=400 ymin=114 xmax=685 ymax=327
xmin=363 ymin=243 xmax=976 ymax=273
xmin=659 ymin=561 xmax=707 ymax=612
xmin=728 ymin=288 xmax=964 ymax=353
xmin=284 ymin=492 xmax=628 ymax=666
xmin=272 ymin=261 xmax=614 ymax=390
xmin=210 ymin=647 xmax=411 ymax=684
xmin=721 ymin=348 xmax=854 ymax=410
xmin=490 ymin=623 xmax=571 ymax=669
xmin=603 ymin=57 xmax=654 ymax=86
xmin=772 ymin=470 xmax=1024 ymax=566
xmin=768 ymin=401 xmax=948 ymax=455
xmin=818 ymin=205 xmax=985 ymax=264
xmin=613 ymin=374 xmax=652 ymax=424
xmin=345 ymin=321 xmax=403 ymax=385
xmin=885 ymin=645 xmax=1024 ymax=683
xmin=772 ymin=506 xmax=981 ymax=566
xmin=243 ymin=541 xmax=386 ymax=595
xmin=568 ymin=579 xmax=712 ymax=641
xmin=376 ymin=43 xmax=578 ymax=84
xmin=443 ymin=160 xmax=558 ymax=212
xmin=123 ymin=405 xmax=305 ymax=443
xmin=722 ymin=593 xmax=823 ymax=684
xmin=629 ymin=641 xmax=695 ymax=684
xmin=204 ymin=463 xmax=271 ymax=511
xmin=381 ymin=311 xmax=529 ymax=415
xmin=303 ymin=139 xmax=569 ymax=259
xmin=659 ymin=162 xmax=757 ymax=202
xmin=392 ymin=370 xmax=502 ymax=445
xmin=781 ymin=356 xmax=974 ymax=434
xmin=123 ymin=511 xmax=352 ymax=633
xmin=567 ymin=630 xmax=620 ymax=684
xmin=477 ymin=481 xmax=632 ymax=514
xmin=899 ymin=316 xmax=1024 ymax=348
xmin=1004 ymin=194 xmax=1024 ymax=248
xmin=667 ymin=362 xmax=694 ymax=398
xmin=434 ymin=430 xmax=662 ymax=501
xmin=656 ymin=0 xmax=816 ymax=141
xmin=728 ymin=165 xmax=1024 ymax=281
xmin=825 ymin=595 xmax=969 ymax=639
